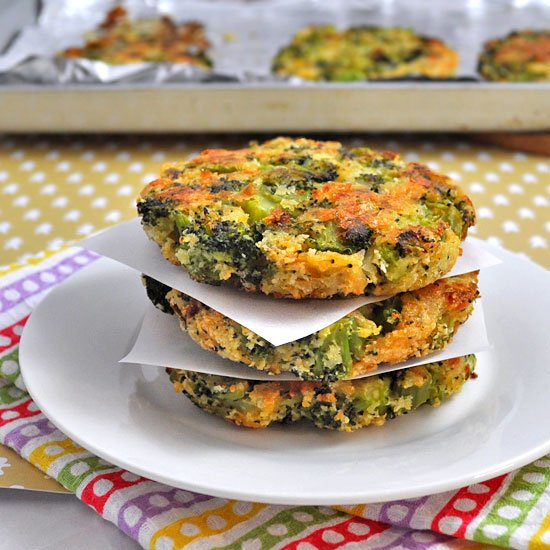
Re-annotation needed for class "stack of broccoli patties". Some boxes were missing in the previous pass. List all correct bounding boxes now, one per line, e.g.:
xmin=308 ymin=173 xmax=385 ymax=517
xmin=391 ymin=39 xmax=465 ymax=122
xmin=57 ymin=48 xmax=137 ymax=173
xmin=137 ymin=137 xmax=478 ymax=432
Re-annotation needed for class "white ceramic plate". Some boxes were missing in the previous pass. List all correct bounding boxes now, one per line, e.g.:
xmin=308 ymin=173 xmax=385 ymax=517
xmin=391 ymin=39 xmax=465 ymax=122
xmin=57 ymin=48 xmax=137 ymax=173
xmin=19 ymin=241 xmax=550 ymax=505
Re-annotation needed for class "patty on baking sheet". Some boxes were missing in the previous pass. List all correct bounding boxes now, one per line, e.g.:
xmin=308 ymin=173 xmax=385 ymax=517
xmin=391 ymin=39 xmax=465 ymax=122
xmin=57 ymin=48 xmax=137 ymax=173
xmin=478 ymin=30 xmax=550 ymax=82
xmin=143 ymin=272 xmax=478 ymax=381
xmin=61 ymin=5 xmax=212 ymax=67
xmin=272 ymin=26 xmax=458 ymax=81
xmin=137 ymin=137 xmax=475 ymax=299
xmin=167 ymin=355 xmax=476 ymax=431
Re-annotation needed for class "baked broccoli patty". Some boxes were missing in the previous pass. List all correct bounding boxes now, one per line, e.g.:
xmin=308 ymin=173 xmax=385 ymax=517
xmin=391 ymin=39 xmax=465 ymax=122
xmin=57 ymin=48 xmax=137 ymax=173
xmin=61 ymin=5 xmax=212 ymax=67
xmin=138 ymin=137 xmax=475 ymax=299
xmin=143 ymin=272 xmax=478 ymax=381
xmin=478 ymin=30 xmax=550 ymax=82
xmin=272 ymin=26 xmax=458 ymax=81
xmin=168 ymin=355 xmax=476 ymax=431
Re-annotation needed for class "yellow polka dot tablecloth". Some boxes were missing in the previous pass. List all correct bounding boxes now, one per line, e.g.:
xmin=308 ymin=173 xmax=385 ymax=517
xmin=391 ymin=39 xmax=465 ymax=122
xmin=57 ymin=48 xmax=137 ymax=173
xmin=0 ymin=134 xmax=549 ymax=550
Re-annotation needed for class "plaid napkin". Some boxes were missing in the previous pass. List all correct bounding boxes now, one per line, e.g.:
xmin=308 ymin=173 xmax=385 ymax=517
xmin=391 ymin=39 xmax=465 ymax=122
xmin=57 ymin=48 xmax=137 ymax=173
xmin=1 ymin=248 xmax=549 ymax=550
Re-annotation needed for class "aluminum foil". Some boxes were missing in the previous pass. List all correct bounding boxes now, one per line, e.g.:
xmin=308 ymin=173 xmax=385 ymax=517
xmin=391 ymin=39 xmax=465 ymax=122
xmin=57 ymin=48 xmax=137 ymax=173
xmin=0 ymin=0 xmax=549 ymax=85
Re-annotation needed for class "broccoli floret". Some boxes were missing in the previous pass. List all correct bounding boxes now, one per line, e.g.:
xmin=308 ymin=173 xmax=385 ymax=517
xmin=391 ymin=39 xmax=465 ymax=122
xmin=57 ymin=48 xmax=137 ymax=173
xmin=177 ymin=221 xmax=264 ymax=285
xmin=137 ymin=198 xmax=174 ymax=226
xmin=141 ymin=275 xmax=174 ymax=314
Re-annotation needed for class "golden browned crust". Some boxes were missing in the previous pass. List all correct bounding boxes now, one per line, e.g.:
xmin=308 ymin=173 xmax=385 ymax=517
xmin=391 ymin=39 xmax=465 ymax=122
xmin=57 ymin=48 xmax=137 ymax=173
xmin=272 ymin=26 xmax=458 ymax=81
xmin=138 ymin=137 xmax=475 ymax=299
xmin=168 ymin=355 xmax=476 ymax=431
xmin=162 ymin=272 xmax=479 ymax=381
xmin=61 ymin=5 xmax=211 ymax=67
xmin=478 ymin=30 xmax=550 ymax=82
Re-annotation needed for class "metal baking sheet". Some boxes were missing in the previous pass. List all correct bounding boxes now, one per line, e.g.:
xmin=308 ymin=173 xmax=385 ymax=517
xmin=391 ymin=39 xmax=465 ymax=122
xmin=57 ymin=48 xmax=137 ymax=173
xmin=0 ymin=0 xmax=548 ymax=131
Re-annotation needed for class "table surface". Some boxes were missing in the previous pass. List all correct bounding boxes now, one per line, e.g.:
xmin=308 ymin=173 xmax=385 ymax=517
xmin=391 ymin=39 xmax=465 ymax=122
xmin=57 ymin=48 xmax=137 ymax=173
xmin=0 ymin=133 xmax=547 ymax=549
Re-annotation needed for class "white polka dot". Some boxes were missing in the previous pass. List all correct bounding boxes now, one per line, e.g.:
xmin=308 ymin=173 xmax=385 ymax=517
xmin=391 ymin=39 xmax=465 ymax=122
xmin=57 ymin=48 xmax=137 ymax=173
xmin=0 ymin=335 xmax=12 ymax=347
xmin=142 ymin=173 xmax=157 ymax=184
xmin=81 ymin=151 xmax=95 ymax=161
xmin=1 ymin=410 xmax=19 ymax=420
xmin=519 ymin=207 xmax=535 ymax=219
xmin=438 ymin=515 xmax=462 ymax=535
xmin=523 ymin=173 xmax=538 ymax=183
xmin=64 ymin=209 xmax=81 ymax=222
xmin=78 ymin=184 xmax=95 ymax=196
xmin=13 ymin=196 xmax=30 ymax=207
xmin=117 ymin=185 xmax=134 ymax=196
xmin=441 ymin=151 xmax=455 ymax=161
xmin=478 ymin=152 xmax=492 ymax=161
xmin=52 ymin=197 xmax=68 ymax=208
xmin=267 ymin=523 xmax=288 ymax=536
xmin=469 ymin=182 xmax=485 ymax=193
xmin=173 ymin=490 xmax=193 ymax=503
xmin=296 ymin=544 xmax=317 ymax=550
xmin=149 ymin=494 xmax=169 ymax=507
xmin=23 ymin=209 xmax=41 ymax=221
xmin=387 ymin=504 xmax=409 ymax=522
xmin=77 ymin=224 xmax=95 ymax=236
xmin=347 ymin=522 xmax=370 ymax=536
xmin=123 ymin=505 xmax=142 ymax=528
xmin=69 ymin=462 xmax=90 ymax=476
xmin=3 ymin=289 xmax=20 ymax=301
xmin=534 ymin=458 xmax=550 ymax=468
xmin=27 ymin=402 xmax=39 ymax=411
xmin=534 ymin=195 xmax=549 ymax=207
xmin=57 ymin=264 xmax=73 ymax=275
xmin=453 ymin=498 xmax=477 ymax=512
xmin=92 ymin=162 xmax=107 ymax=172
xmin=242 ymin=538 xmax=262 ymax=550
xmin=322 ymin=529 xmax=344 ymax=544
xmin=0 ymin=360 xmax=19 ymax=376
xmin=508 ymin=183 xmax=524 ymax=194
xmin=426 ymin=161 xmax=440 ymax=170
xmin=404 ymin=152 xmax=419 ymax=161
xmin=104 ymin=210 xmax=122 ymax=223
xmin=499 ymin=162 xmax=513 ymax=172
xmin=44 ymin=444 xmax=64 ymax=456
xmin=20 ymin=425 xmax=40 ymax=437
xmin=498 ymin=505 xmax=521 ymax=520
xmin=293 ymin=511 xmax=313 ymax=522
xmin=92 ymin=197 xmax=108 ymax=208
xmin=493 ymin=194 xmax=509 ymax=205
xmin=104 ymin=173 xmax=120 ymax=184
xmin=93 ymin=478 xmax=113 ymax=496
xmin=482 ymin=524 xmax=507 ymax=539
xmin=511 ymin=489 xmax=533 ymax=501
xmin=12 ymin=325 xmax=23 ymax=337
xmin=448 ymin=171 xmax=462 ymax=181
xmin=74 ymin=255 xmax=90 ymax=265
xmin=541 ymin=530 xmax=550 ymax=544
xmin=154 ymin=535 xmax=174 ymax=550
xmin=318 ymin=506 xmax=336 ymax=516
xmin=152 ymin=151 xmax=166 ymax=161
xmin=56 ymin=161 xmax=71 ymax=172
xmin=529 ymin=235 xmax=547 ymax=249
xmin=20 ymin=160 xmax=35 ymax=171
xmin=35 ymin=223 xmax=52 ymax=235
xmin=3 ymin=183 xmax=19 ymax=194
xmin=129 ymin=162 xmax=144 ymax=172
xmin=8 ymin=387 xmax=22 ymax=398
xmin=523 ymin=472 xmax=545 ymax=484
xmin=513 ymin=152 xmax=527 ymax=160
xmin=462 ymin=161 xmax=476 ymax=171
xmin=67 ymin=172 xmax=82 ymax=184
xmin=232 ymin=501 xmax=253 ymax=515
xmin=207 ymin=515 xmax=226 ymax=530
xmin=179 ymin=522 xmax=200 ymax=536
xmin=486 ymin=236 xmax=502 ymax=247
xmin=485 ymin=172 xmax=500 ymax=182
xmin=478 ymin=207 xmax=494 ymax=219
xmin=40 ymin=272 xmax=56 ymax=283
xmin=121 ymin=471 xmax=140 ymax=482
xmin=116 ymin=151 xmax=130 ymax=161
xmin=502 ymin=220 xmax=519 ymax=233
xmin=411 ymin=531 xmax=435 ymax=542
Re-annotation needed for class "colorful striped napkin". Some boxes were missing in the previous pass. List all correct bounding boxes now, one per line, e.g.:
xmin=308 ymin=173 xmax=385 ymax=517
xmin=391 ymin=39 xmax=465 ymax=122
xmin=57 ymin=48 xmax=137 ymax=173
xmin=1 ymin=248 xmax=549 ymax=550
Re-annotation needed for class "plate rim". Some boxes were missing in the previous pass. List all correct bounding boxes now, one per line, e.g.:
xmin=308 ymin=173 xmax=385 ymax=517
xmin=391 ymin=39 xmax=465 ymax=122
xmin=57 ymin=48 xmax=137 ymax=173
xmin=18 ymin=244 xmax=550 ymax=505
